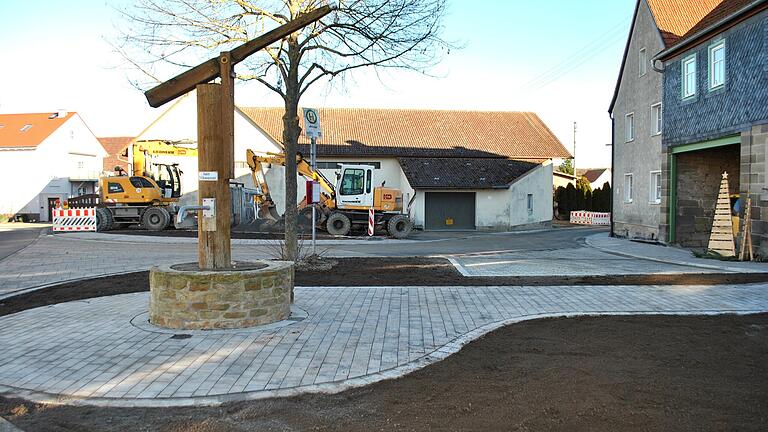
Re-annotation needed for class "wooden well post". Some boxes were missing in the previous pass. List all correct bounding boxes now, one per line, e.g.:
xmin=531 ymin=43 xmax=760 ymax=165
xmin=143 ymin=6 xmax=332 ymax=270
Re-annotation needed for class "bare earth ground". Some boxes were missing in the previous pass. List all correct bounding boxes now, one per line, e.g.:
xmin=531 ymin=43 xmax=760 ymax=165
xmin=1 ymin=258 xmax=767 ymax=431
xmin=1 ymin=314 xmax=767 ymax=431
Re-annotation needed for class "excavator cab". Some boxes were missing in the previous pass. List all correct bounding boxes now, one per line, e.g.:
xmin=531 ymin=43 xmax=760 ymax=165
xmin=151 ymin=163 xmax=182 ymax=200
xmin=337 ymin=165 xmax=374 ymax=209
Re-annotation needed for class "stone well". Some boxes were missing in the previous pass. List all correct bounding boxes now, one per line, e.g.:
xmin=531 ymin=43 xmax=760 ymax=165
xmin=149 ymin=261 xmax=293 ymax=330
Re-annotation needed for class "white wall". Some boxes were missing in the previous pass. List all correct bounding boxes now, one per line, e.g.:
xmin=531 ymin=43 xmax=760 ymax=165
xmin=589 ymin=169 xmax=612 ymax=190
xmin=134 ymin=93 xmax=281 ymax=206
xmin=408 ymin=162 xmax=553 ymax=230
xmin=0 ymin=114 xmax=105 ymax=220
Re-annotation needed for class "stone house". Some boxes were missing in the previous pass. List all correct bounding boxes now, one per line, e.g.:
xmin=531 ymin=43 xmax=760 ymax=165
xmin=609 ymin=0 xmax=722 ymax=240
xmin=656 ymin=0 xmax=768 ymax=254
xmin=0 ymin=111 xmax=106 ymax=222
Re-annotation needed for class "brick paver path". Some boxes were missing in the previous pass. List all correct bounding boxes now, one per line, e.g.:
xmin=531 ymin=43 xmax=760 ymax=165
xmin=1 ymin=284 xmax=766 ymax=407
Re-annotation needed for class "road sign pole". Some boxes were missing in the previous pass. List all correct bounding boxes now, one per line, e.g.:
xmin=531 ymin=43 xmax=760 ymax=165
xmin=310 ymin=136 xmax=317 ymax=255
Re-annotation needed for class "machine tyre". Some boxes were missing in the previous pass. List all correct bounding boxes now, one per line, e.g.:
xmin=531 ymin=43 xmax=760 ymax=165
xmin=95 ymin=208 xmax=114 ymax=232
xmin=297 ymin=206 xmax=315 ymax=232
xmin=387 ymin=214 xmax=413 ymax=239
xmin=142 ymin=207 xmax=170 ymax=231
xmin=325 ymin=212 xmax=351 ymax=236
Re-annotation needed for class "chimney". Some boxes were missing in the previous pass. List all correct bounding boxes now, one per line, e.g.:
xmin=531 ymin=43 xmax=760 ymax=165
xmin=56 ymin=109 xmax=68 ymax=118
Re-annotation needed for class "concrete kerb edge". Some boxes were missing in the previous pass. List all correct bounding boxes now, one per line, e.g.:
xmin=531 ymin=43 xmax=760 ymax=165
xmin=0 ymin=308 xmax=764 ymax=408
xmin=585 ymin=234 xmax=763 ymax=273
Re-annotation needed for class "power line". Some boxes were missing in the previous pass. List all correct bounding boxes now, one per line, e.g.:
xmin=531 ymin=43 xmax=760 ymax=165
xmin=521 ymin=16 xmax=631 ymax=91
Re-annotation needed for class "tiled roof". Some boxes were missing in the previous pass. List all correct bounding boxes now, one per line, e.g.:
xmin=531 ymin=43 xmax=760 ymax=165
xmin=397 ymin=157 xmax=540 ymax=189
xmin=239 ymin=108 xmax=571 ymax=159
xmin=646 ymin=0 xmax=723 ymax=46
xmin=98 ymin=137 xmax=134 ymax=172
xmin=576 ymin=168 xmax=610 ymax=183
xmin=0 ymin=112 xmax=75 ymax=148
xmin=678 ymin=0 xmax=762 ymax=41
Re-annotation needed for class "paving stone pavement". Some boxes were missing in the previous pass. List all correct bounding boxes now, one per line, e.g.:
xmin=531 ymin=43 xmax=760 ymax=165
xmin=449 ymin=247 xmax=722 ymax=277
xmin=0 ymin=234 xmax=275 ymax=298
xmin=1 ymin=284 xmax=766 ymax=407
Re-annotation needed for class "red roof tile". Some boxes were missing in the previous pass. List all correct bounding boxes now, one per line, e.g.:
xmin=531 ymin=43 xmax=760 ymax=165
xmin=646 ymin=0 xmax=723 ymax=46
xmin=239 ymin=108 xmax=571 ymax=160
xmin=98 ymin=137 xmax=134 ymax=172
xmin=0 ymin=112 xmax=76 ymax=148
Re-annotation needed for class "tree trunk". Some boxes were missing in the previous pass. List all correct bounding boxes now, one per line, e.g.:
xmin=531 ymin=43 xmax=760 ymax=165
xmin=282 ymin=37 xmax=302 ymax=262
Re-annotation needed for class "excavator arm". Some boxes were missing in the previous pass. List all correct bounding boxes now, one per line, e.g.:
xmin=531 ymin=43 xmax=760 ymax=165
xmin=245 ymin=149 xmax=338 ymax=220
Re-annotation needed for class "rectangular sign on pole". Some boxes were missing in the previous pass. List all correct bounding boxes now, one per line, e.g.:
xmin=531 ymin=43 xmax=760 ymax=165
xmin=302 ymin=108 xmax=322 ymax=139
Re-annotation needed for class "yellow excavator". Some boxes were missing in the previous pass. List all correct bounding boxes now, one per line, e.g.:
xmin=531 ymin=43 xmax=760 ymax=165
xmin=71 ymin=140 xmax=197 ymax=231
xmin=246 ymin=149 xmax=413 ymax=238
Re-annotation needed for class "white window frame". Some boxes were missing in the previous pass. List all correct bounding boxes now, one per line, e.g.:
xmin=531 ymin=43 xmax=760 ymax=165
xmin=649 ymin=171 xmax=662 ymax=204
xmin=625 ymin=113 xmax=635 ymax=142
xmin=651 ymin=103 xmax=662 ymax=136
xmin=639 ymin=48 xmax=647 ymax=76
xmin=709 ymin=40 xmax=726 ymax=90
xmin=624 ymin=173 xmax=634 ymax=203
xmin=682 ymin=54 xmax=697 ymax=99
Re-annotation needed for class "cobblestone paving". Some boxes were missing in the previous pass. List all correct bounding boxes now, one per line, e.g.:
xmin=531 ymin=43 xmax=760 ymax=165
xmin=0 ymin=234 xmax=274 ymax=298
xmin=450 ymin=247 xmax=719 ymax=277
xmin=1 ymin=284 xmax=766 ymax=406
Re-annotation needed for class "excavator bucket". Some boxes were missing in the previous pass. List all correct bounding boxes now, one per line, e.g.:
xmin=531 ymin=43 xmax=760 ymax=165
xmin=257 ymin=203 xmax=282 ymax=221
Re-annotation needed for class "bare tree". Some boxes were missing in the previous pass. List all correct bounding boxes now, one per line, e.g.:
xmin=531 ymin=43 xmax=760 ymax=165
xmin=117 ymin=0 xmax=452 ymax=260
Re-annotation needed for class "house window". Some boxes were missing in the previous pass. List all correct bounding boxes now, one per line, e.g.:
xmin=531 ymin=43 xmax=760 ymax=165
xmin=651 ymin=103 xmax=662 ymax=135
xmin=77 ymin=161 xmax=84 ymax=169
xmin=20 ymin=124 xmax=32 ymax=132
xmin=624 ymin=174 xmax=634 ymax=203
xmin=527 ymin=194 xmax=534 ymax=213
xmin=682 ymin=54 xmax=697 ymax=98
xmin=709 ymin=40 xmax=726 ymax=89
xmin=639 ymin=48 xmax=647 ymax=76
xmin=650 ymin=171 xmax=661 ymax=204
xmin=625 ymin=113 xmax=634 ymax=142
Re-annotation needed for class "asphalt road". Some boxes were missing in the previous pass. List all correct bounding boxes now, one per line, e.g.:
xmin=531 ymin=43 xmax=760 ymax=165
xmin=0 ymin=225 xmax=44 ymax=261
xmin=331 ymin=225 xmax=609 ymax=257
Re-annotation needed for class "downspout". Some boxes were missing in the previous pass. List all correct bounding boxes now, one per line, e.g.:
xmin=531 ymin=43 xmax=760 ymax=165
xmin=610 ymin=114 xmax=615 ymax=237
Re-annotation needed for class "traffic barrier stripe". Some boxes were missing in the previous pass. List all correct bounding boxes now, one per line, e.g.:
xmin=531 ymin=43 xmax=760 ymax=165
xmin=53 ymin=208 xmax=97 ymax=232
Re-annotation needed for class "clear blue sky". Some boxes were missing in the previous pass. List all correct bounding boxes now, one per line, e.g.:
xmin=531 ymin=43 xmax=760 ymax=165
xmin=0 ymin=0 xmax=635 ymax=168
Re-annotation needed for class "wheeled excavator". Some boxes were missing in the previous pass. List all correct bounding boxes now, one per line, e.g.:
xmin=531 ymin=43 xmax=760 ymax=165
xmin=70 ymin=140 xmax=197 ymax=231
xmin=246 ymin=149 xmax=413 ymax=238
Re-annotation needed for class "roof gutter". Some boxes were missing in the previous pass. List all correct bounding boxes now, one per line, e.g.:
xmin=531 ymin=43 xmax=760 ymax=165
xmin=654 ymin=0 xmax=768 ymax=62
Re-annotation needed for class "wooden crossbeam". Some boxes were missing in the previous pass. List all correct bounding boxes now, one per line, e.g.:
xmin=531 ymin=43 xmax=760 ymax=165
xmin=144 ymin=5 xmax=332 ymax=108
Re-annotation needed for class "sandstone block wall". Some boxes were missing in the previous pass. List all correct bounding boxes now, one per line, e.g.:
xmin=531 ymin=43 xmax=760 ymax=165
xmin=149 ymin=261 xmax=293 ymax=330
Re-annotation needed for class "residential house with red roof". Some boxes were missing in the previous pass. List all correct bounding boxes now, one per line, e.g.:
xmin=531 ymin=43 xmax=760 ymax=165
xmin=0 ymin=111 xmax=106 ymax=222
xmin=240 ymin=108 xmax=571 ymax=231
xmin=135 ymin=93 xmax=570 ymax=231
xmin=98 ymin=136 xmax=133 ymax=173
xmin=609 ymin=0 xmax=722 ymax=241
xmin=655 ymin=0 xmax=768 ymax=254
xmin=576 ymin=168 xmax=613 ymax=190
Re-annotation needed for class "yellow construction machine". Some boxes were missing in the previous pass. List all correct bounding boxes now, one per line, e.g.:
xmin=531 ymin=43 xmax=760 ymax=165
xmin=246 ymin=149 xmax=413 ymax=238
xmin=72 ymin=140 xmax=197 ymax=231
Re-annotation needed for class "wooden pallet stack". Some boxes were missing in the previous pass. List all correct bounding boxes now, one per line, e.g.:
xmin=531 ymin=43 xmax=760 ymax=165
xmin=707 ymin=172 xmax=736 ymax=257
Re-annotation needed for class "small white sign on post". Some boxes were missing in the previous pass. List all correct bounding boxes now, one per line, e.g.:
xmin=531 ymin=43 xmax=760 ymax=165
xmin=302 ymin=108 xmax=322 ymax=139
xmin=199 ymin=171 xmax=219 ymax=181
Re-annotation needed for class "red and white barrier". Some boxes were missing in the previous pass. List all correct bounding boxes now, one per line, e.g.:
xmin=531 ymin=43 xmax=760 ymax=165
xmin=53 ymin=208 xmax=97 ymax=232
xmin=368 ymin=208 xmax=374 ymax=236
xmin=569 ymin=211 xmax=611 ymax=226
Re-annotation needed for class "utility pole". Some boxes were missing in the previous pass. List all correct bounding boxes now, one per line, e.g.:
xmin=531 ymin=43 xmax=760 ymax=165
xmin=573 ymin=121 xmax=577 ymax=173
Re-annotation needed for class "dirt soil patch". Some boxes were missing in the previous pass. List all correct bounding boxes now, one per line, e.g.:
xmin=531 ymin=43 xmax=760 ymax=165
xmin=2 ymin=313 xmax=766 ymax=431
xmin=2 ymin=257 xmax=768 ymax=317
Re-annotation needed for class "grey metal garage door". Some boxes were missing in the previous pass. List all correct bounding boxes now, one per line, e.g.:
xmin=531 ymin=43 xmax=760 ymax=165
xmin=425 ymin=192 xmax=475 ymax=230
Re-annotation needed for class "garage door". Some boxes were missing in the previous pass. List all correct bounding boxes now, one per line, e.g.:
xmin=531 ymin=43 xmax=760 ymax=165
xmin=425 ymin=192 xmax=475 ymax=230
